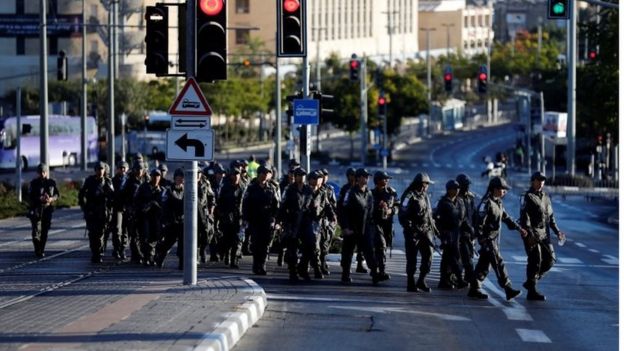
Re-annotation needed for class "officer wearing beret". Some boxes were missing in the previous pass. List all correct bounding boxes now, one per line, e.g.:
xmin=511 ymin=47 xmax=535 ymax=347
xmin=28 ymin=163 xmax=60 ymax=258
xmin=519 ymin=172 xmax=565 ymax=301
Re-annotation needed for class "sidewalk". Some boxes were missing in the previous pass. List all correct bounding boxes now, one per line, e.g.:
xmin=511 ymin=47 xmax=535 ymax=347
xmin=0 ymin=267 xmax=266 ymax=351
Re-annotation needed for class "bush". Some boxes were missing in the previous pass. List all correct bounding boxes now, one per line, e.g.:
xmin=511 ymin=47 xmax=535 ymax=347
xmin=546 ymin=174 xmax=594 ymax=188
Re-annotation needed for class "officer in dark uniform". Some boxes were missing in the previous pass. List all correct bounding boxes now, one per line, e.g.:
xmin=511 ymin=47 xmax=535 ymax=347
xmin=519 ymin=171 xmax=566 ymax=301
xmin=158 ymin=163 xmax=173 ymax=190
xmin=279 ymin=159 xmax=300 ymax=193
xmin=337 ymin=167 xmax=367 ymax=273
xmin=28 ymin=163 xmax=60 ymax=258
xmin=242 ymin=165 xmax=281 ymax=275
xmin=319 ymin=168 xmax=337 ymax=275
xmin=79 ymin=162 xmax=114 ymax=263
xmin=217 ymin=167 xmax=246 ymax=268
xmin=122 ymin=161 xmax=146 ymax=263
xmin=110 ymin=161 xmax=129 ymax=259
xmin=135 ymin=168 xmax=165 ymax=266
xmin=338 ymin=168 xmax=380 ymax=285
xmin=398 ymin=173 xmax=437 ymax=292
xmin=468 ymin=176 xmax=526 ymax=300
xmin=371 ymin=171 xmax=399 ymax=281
xmin=435 ymin=180 xmax=471 ymax=289
xmin=197 ymin=170 xmax=215 ymax=263
xmin=155 ymin=168 xmax=185 ymax=270
xmin=456 ymin=173 xmax=477 ymax=287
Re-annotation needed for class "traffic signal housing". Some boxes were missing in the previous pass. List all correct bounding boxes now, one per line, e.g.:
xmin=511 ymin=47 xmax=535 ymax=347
xmin=444 ymin=71 xmax=453 ymax=93
xmin=588 ymin=49 xmax=597 ymax=61
xmin=277 ymin=0 xmax=307 ymax=57
xmin=349 ymin=58 xmax=360 ymax=81
xmin=57 ymin=50 xmax=68 ymax=81
xmin=196 ymin=0 xmax=227 ymax=82
xmin=312 ymin=91 xmax=334 ymax=118
xmin=547 ymin=0 xmax=570 ymax=20
xmin=145 ymin=5 xmax=169 ymax=76
xmin=477 ymin=66 xmax=488 ymax=94
xmin=377 ymin=95 xmax=387 ymax=116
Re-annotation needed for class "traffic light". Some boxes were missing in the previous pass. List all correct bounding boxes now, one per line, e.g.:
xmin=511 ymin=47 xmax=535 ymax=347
xmin=477 ymin=66 xmax=488 ymax=94
xmin=145 ymin=5 xmax=169 ymax=76
xmin=444 ymin=68 xmax=453 ymax=93
xmin=312 ymin=91 xmax=334 ymax=117
xmin=547 ymin=0 xmax=570 ymax=20
xmin=196 ymin=0 xmax=227 ymax=82
xmin=588 ymin=49 xmax=597 ymax=61
xmin=377 ymin=95 xmax=387 ymax=116
xmin=57 ymin=50 xmax=68 ymax=81
xmin=349 ymin=56 xmax=360 ymax=82
xmin=277 ymin=0 xmax=306 ymax=57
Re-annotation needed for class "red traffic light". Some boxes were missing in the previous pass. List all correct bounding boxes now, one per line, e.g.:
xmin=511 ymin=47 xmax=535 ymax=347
xmin=350 ymin=60 xmax=360 ymax=69
xmin=378 ymin=97 xmax=386 ymax=105
xmin=199 ymin=0 xmax=224 ymax=16
xmin=479 ymin=72 xmax=487 ymax=81
xmin=589 ymin=50 xmax=597 ymax=60
xmin=444 ymin=73 xmax=452 ymax=81
xmin=283 ymin=0 xmax=300 ymax=13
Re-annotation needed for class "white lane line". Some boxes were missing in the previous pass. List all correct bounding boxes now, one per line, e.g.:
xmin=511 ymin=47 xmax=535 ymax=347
xmin=422 ymin=163 xmax=429 ymax=167
xmin=516 ymin=329 xmax=552 ymax=343
xmin=558 ymin=257 xmax=583 ymax=264
xmin=512 ymin=255 xmax=527 ymax=262
xmin=602 ymin=255 xmax=618 ymax=265
xmin=71 ymin=223 xmax=85 ymax=228
xmin=469 ymin=164 xmax=476 ymax=169
xmin=589 ymin=249 xmax=600 ymax=254
xmin=445 ymin=163 xmax=452 ymax=168
xmin=574 ymin=242 xmax=587 ymax=248
xmin=48 ymin=229 xmax=66 ymax=235
xmin=458 ymin=164 xmax=465 ymax=168
xmin=483 ymin=280 xmax=533 ymax=322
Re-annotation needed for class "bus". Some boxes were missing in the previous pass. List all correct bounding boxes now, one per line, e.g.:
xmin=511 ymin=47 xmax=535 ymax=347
xmin=0 ymin=115 xmax=98 ymax=170
xmin=119 ymin=111 xmax=170 ymax=159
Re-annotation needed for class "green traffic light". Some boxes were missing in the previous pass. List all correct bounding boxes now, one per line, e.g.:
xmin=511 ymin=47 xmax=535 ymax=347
xmin=553 ymin=2 xmax=565 ymax=14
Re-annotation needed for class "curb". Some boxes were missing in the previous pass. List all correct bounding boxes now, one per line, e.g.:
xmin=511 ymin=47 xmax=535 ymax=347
xmin=194 ymin=278 xmax=267 ymax=351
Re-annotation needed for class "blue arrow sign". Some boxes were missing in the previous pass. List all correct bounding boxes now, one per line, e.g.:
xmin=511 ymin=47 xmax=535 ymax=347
xmin=293 ymin=99 xmax=319 ymax=125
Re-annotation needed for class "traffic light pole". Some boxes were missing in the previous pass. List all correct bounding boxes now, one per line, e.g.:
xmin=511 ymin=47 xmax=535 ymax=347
xmin=183 ymin=0 xmax=198 ymax=286
xmin=360 ymin=55 xmax=368 ymax=165
xmin=107 ymin=3 xmax=115 ymax=172
xmin=275 ymin=53 xmax=282 ymax=177
xmin=81 ymin=0 xmax=88 ymax=171
xmin=300 ymin=56 xmax=311 ymax=172
xmin=39 ymin=0 xmax=49 ymax=166
xmin=566 ymin=0 xmax=577 ymax=176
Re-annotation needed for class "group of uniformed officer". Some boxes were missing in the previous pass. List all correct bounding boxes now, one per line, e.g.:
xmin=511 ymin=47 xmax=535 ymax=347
xmin=28 ymin=157 xmax=565 ymax=301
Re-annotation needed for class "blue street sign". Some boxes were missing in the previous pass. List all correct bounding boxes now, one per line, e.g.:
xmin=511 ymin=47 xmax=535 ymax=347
xmin=380 ymin=148 xmax=389 ymax=157
xmin=293 ymin=99 xmax=319 ymax=125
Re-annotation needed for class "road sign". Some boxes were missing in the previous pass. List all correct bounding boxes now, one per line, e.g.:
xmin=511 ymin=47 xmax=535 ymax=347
xmin=171 ymin=116 xmax=210 ymax=130
xmin=380 ymin=148 xmax=389 ymax=157
xmin=169 ymin=78 xmax=213 ymax=116
xmin=293 ymin=99 xmax=319 ymax=125
xmin=166 ymin=129 xmax=214 ymax=161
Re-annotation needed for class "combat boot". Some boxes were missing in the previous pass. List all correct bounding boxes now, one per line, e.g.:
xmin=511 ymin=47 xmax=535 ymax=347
xmin=298 ymin=265 xmax=311 ymax=281
xmin=467 ymin=287 xmax=488 ymax=299
xmin=229 ymin=257 xmax=239 ymax=269
xmin=504 ymin=285 xmax=522 ymax=301
xmin=289 ymin=270 xmax=299 ymax=282
xmin=371 ymin=269 xmax=380 ymax=285
xmin=378 ymin=270 xmax=390 ymax=282
xmin=341 ymin=270 xmax=352 ymax=284
xmin=407 ymin=275 xmax=417 ymax=292
xmin=523 ymin=282 xmax=546 ymax=301
xmin=416 ymin=275 xmax=431 ymax=293
xmin=356 ymin=261 xmax=368 ymax=273
xmin=437 ymin=279 xmax=455 ymax=290
xmin=314 ymin=266 xmax=324 ymax=279
xmin=277 ymin=251 xmax=284 ymax=267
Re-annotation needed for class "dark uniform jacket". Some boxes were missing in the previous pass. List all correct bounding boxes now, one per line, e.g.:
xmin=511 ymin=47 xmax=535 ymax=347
xmin=217 ymin=180 xmax=245 ymax=225
xmin=121 ymin=175 xmax=143 ymax=217
xmin=111 ymin=173 xmax=127 ymax=212
xmin=458 ymin=190 xmax=477 ymax=237
xmin=28 ymin=177 xmax=60 ymax=215
xmin=372 ymin=186 xmax=399 ymax=225
xmin=307 ymin=186 xmax=335 ymax=224
xmin=435 ymin=195 xmax=472 ymax=242
xmin=79 ymin=175 xmax=114 ymax=220
xmin=135 ymin=181 xmax=164 ymax=218
xmin=163 ymin=185 xmax=184 ymax=225
xmin=520 ymin=189 xmax=561 ymax=241
xmin=399 ymin=189 xmax=436 ymax=239
xmin=339 ymin=186 xmax=374 ymax=236
xmin=476 ymin=195 xmax=520 ymax=242
xmin=242 ymin=181 xmax=280 ymax=226
xmin=278 ymin=183 xmax=313 ymax=233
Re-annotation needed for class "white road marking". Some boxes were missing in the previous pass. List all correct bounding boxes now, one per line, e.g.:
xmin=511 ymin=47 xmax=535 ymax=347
xmin=328 ymin=305 xmax=470 ymax=322
xmin=574 ymin=242 xmax=587 ymax=248
xmin=602 ymin=255 xmax=618 ymax=265
xmin=422 ymin=163 xmax=429 ymax=167
xmin=512 ymin=255 xmax=527 ymax=262
xmin=483 ymin=280 xmax=533 ymax=322
xmin=469 ymin=164 xmax=477 ymax=169
xmin=589 ymin=249 xmax=600 ymax=253
xmin=48 ymin=229 xmax=66 ymax=235
xmin=516 ymin=329 xmax=552 ymax=343
xmin=445 ymin=163 xmax=452 ymax=168
xmin=558 ymin=257 xmax=583 ymax=264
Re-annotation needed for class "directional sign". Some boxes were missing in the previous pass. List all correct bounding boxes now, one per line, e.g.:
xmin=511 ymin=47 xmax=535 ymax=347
xmin=172 ymin=116 xmax=210 ymax=130
xmin=166 ymin=129 xmax=214 ymax=161
xmin=169 ymin=78 xmax=213 ymax=116
xmin=293 ymin=99 xmax=319 ymax=125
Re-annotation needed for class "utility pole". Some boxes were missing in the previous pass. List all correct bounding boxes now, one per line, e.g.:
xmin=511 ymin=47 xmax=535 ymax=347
xmin=314 ymin=27 xmax=325 ymax=153
xmin=81 ymin=0 xmax=88 ymax=170
xmin=183 ymin=0 xmax=198 ymax=286
xmin=383 ymin=2 xmax=398 ymax=66
xmin=360 ymin=55 xmax=368 ymax=165
xmin=441 ymin=23 xmax=454 ymax=57
xmin=567 ymin=0 xmax=577 ymax=175
xmin=420 ymin=28 xmax=435 ymax=136
xmin=540 ymin=91 xmax=546 ymax=174
xmin=275 ymin=35 xmax=282 ymax=176
xmin=39 ymin=0 xmax=49 ymax=166
xmin=16 ymin=88 xmax=22 ymax=202
xmin=107 ymin=2 xmax=115 ymax=171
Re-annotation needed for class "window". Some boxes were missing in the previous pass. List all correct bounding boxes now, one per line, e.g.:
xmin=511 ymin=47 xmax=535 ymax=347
xmin=471 ymin=16 xmax=475 ymax=27
xmin=235 ymin=0 xmax=250 ymax=14
xmin=235 ymin=29 xmax=250 ymax=45
xmin=464 ymin=16 xmax=468 ymax=28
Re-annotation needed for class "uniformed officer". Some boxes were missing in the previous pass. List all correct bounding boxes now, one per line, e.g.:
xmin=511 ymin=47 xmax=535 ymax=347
xmin=110 ymin=161 xmax=129 ymax=259
xmin=135 ymin=168 xmax=165 ymax=266
xmin=398 ymin=173 xmax=437 ymax=292
xmin=158 ymin=163 xmax=173 ymax=190
xmin=338 ymin=168 xmax=380 ymax=285
xmin=242 ymin=165 xmax=281 ymax=275
xmin=435 ymin=180 xmax=471 ymax=289
xmin=155 ymin=168 xmax=185 ymax=270
xmin=456 ymin=173 xmax=477 ymax=286
xmin=371 ymin=171 xmax=399 ymax=281
xmin=197 ymin=170 xmax=216 ymax=263
xmin=122 ymin=161 xmax=146 ymax=263
xmin=28 ymin=163 xmax=60 ymax=258
xmin=79 ymin=162 xmax=114 ymax=263
xmin=217 ymin=167 xmax=246 ymax=268
xmin=468 ymin=176 xmax=526 ymax=300
xmin=319 ymin=168 xmax=337 ymax=275
xmin=337 ymin=167 xmax=368 ymax=274
xmin=519 ymin=171 xmax=566 ymax=301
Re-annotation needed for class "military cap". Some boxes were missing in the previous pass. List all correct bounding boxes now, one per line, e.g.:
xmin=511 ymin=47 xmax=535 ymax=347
xmin=456 ymin=173 xmax=471 ymax=187
xmin=288 ymin=159 xmax=301 ymax=168
xmin=132 ymin=160 xmax=145 ymax=171
xmin=530 ymin=171 xmax=547 ymax=182
xmin=413 ymin=172 xmax=434 ymax=184
xmin=214 ymin=163 xmax=226 ymax=173
xmin=95 ymin=161 xmax=107 ymax=170
xmin=446 ymin=180 xmax=460 ymax=190
xmin=150 ymin=169 xmax=162 ymax=177
xmin=134 ymin=152 xmax=144 ymax=161
xmin=374 ymin=171 xmax=392 ymax=182
xmin=489 ymin=176 xmax=510 ymax=190
xmin=355 ymin=168 xmax=370 ymax=177
xmin=257 ymin=165 xmax=272 ymax=174
xmin=158 ymin=163 xmax=168 ymax=172
xmin=36 ymin=163 xmax=49 ymax=173
xmin=320 ymin=168 xmax=329 ymax=176
xmin=229 ymin=167 xmax=241 ymax=175
xmin=293 ymin=167 xmax=307 ymax=177
xmin=117 ymin=161 xmax=129 ymax=169
xmin=203 ymin=165 xmax=215 ymax=176
xmin=308 ymin=171 xmax=321 ymax=180
xmin=173 ymin=168 xmax=184 ymax=178
xmin=346 ymin=167 xmax=357 ymax=177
